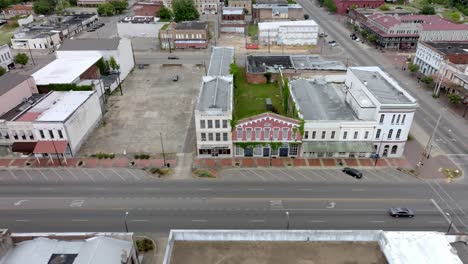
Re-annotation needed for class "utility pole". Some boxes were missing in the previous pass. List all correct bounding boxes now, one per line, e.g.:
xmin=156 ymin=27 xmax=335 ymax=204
xmin=160 ymin=132 xmax=167 ymax=167
xmin=434 ymin=61 xmax=447 ymax=96
xmin=124 ymin=211 xmax=129 ymax=232
xmin=286 ymin=211 xmax=290 ymax=230
xmin=417 ymin=113 xmax=442 ymax=168
xmin=27 ymin=42 xmax=36 ymax=66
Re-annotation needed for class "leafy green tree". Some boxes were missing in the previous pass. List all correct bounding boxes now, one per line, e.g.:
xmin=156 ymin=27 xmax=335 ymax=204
xmin=0 ymin=0 xmax=11 ymax=12
xmin=157 ymin=6 xmax=173 ymax=20
xmin=379 ymin=4 xmax=390 ymax=11
xmin=109 ymin=56 xmax=120 ymax=71
xmin=448 ymin=94 xmax=462 ymax=104
xmin=14 ymin=53 xmax=29 ymax=67
xmin=55 ymin=0 xmax=70 ymax=14
xmin=109 ymin=0 xmax=128 ymax=14
xmin=450 ymin=11 xmax=461 ymax=22
xmin=33 ymin=0 xmax=55 ymax=14
xmin=97 ymin=3 xmax=115 ymax=16
xmin=68 ymin=0 xmax=77 ymax=6
xmin=96 ymin=57 xmax=108 ymax=75
xmin=408 ymin=63 xmax=419 ymax=73
xmin=421 ymin=76 xmax=434 ymax=87
xmin=304 ymin=14 xmax=309 ymax=19
xmin=0 ymin=67 xmax=6 ymax=76
xmin=172 ymin=0 xmax=199 ymax=22
xmin=367 ymin=33 xmax=377 ymax=43
xmin=323 ymin=0 xmax=337 ymax=13
xmin=420 ymin=5 xmax=436 ymax=15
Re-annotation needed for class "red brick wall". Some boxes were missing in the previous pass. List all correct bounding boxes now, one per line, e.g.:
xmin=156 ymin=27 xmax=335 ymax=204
xmin=134 ymin=4 xmax=162 ymax=17
xmin=446 ymin=53 xmax=468 ymax=65
xmin=79 ymin=64 xmax=100 ymax=80
xmin=334 ymin=0 xmax=384 ymax=14
xmin=233 ymin=114 xmax=302 ymax=142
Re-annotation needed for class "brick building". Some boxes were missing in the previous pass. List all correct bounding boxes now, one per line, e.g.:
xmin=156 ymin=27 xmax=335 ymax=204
xmin=228 ymin=0 xmax=252 ymax=14
xmin=252 ymin=4 xmax=304 ymax=23
xmin=3 ymin=3 xmax=33 ymax=16
xmin=194 ymin=0 xmax=219 ymax=15
xmin=414 ymin=42 xmax=468 ymax=76
xmin=159 ymin=21 xmax=209 ymax=50
xmin=221 ymin=7 xmax=246 ymax=33
xmin=333 ymin=0 xmax=383 ymax=14
xmin=133 ymin=1 xmax=163 ymax=17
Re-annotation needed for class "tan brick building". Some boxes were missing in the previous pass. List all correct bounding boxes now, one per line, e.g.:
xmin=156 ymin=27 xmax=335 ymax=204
xmin=228 ymin=0 xmax=251 ymax=15
xmin=252 ymin=4 xmax=304 ymax=23
xmin=159 ymin=21 xmax=209 ymax=49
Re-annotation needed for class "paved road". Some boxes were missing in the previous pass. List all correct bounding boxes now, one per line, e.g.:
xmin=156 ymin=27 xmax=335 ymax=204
xmin=1 ymin=181 xmax=467 ymax=234
xmin=298 ymin=0 xmax=468 ymax=158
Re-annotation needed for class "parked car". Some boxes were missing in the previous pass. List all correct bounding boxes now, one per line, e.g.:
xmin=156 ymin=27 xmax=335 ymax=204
xmin=319 ymin=33 xmax=328 ymax=37
xmin=168 ymin=56 xmax=179 ymax=60
xmin=389 ymin=208 xmax=415 ymax=218
xmin=342 ymin=167 xmax=362 ymax=179
xmin=328 ymin=40 xmax=336 ymax=44
xmin=87 ymin=28 xmax=96 ymax=32
xmin=355 ymin=38 xmax=361 ymax=42
xmin=172 ymin=75 xmax=179 ymax=81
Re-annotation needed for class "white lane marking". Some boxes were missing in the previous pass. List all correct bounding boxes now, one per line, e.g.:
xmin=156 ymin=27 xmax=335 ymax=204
xmin=430 ymin=198 xmax=460 ymax=232
xmin=247 ymin=188 xmax=264 ymax=191
xmin=15 ymin=220 xmax=29 ymax=222
xmin=299 ymin=189 xmax=313 ymax=191
xmin=250 ymin=219 xmax=265 ymax=222
xmin=429 ymin=221 xmax=445 ymax=224
xmin=368 ymin=221 xmax=385 ymax=223
xmin=352 ymin=189 xmax=365 ymax=192
xmin=40 ymin=188 xmax=54 ymax=191
xmin=326 ymin=202 xmax=336 ymax=209
xmin=144 ymin=188 xmax=161 ymax=191
xmin=13 ymin=200 xmax=28 ymax=206
xmin=94 ymin=188 xmax=106 ymax=190
xmin=131 ymin=220 xmax=149 ymax=222
xmin=72 ymin=219 xmax=89 ymax=222
xmin=191 ymin=219 xmax=208 ymax=222
xmin=69 ymin=199 xmax=85 ymax=207
xmin=197 ymin=188 xmax=212 ymax=191
xmin=309 ymin=220 xmax=325 ymax=223
xmin=81 ymin=169 xmax=95 ymax=182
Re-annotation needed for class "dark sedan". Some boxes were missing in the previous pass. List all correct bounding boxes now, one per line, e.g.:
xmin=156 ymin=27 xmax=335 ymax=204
xmin=342 ymin=167 xmax=362 ymax=179
xmin=389 ymin=208 xmax=415 ymax=218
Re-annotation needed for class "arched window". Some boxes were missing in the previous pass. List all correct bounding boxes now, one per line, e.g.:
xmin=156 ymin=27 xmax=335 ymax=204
xmin=391 ymin=145 xmax=398 ymax=154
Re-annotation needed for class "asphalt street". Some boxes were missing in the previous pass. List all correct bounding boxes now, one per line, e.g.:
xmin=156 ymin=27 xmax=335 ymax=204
xmin=298 ymin=0 xmax=468 ymax=158
xmin=0 ymin=181 xmax=466 ymax=234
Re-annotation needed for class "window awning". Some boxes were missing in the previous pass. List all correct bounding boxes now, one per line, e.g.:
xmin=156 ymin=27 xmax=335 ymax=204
xmin=301 ymin=141 xmax=374 ymax=153
xmin=33 ymin=140 xmax=69 ymax=154
xmin=12 ymin=142 xmax=37 ymax=153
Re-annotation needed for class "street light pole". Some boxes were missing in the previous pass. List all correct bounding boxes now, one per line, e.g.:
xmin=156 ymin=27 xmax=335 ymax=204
xmin=446 ymin=212 xmax=453 ymax=234
xmin=160 ymin=132 xmax=167 ymax=167
xmin=286 ymin=211 xmax=290 ymax=230
xmin=374 ymin=132 xmax=385 ymax=166
xmin=124 ymin=211 xmax=129 ymax=232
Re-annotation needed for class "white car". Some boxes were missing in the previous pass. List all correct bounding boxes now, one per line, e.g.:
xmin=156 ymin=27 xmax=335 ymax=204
xmin=355 ymin=38 xmax=361 ymax=42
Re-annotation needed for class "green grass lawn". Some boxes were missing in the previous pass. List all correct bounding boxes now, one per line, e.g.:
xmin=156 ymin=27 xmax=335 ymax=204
xmin=233 ymin=68 xmax=285 ymax=120
xmin=0 ymin=25 xmax=16 ymax=46
xmin=441 ymin=10 xmax=463 ymax=23
xmin=247 ymin=24 xmax=258 ymax=37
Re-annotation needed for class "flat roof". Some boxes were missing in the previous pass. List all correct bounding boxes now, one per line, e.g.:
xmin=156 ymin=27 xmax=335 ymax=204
xmin=253 ymin=3 xmax=303 ymax=8
xmin=350 ymin=67 xmax=415 ymax=105
xmin=174 ymin=21 xmax=207 ymax=30
xmin=31 ymin=56 xmax=101 ymax=85
xmin=207 ymin=47 xmax=235 ymax=76
xmin=0 ymin=236 xmax=133 ymax=264
xmin=223 ymin=7 xmax=244 ymax=15
xmin=258 ymin=20 xmax=317 ymax=31
xmin=197 ymin=75 xmax=233 ymax=112
xmin=0 ymin=73 xmax=31 ymax=97
xmin=247 ymin=55 xmax=346 ymax=73
xmin=422 ymin=41 xmax=468 ymax=55
xmin=29 ymin=91 xmax=95 ymax=122
xmin=0 ymin=94 xmax=47 ymax=121
xmin=289 ymin=78 xmax=357 ymax=121
xmin=59 ymin=38 xmax=120 ymax=51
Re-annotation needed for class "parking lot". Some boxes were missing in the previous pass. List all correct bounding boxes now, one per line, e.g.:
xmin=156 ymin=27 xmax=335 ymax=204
xmin=0 ymin=168 xmax=153 ymax=183
xmin=79 ymin=64 xmax=204 ymax=155
xmin=219 ymin=168 xmax=420 ymax=184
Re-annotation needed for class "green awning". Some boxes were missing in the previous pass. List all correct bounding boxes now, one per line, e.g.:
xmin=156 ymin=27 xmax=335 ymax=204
xmin=301 ymin=141 xmax=374 ymax=153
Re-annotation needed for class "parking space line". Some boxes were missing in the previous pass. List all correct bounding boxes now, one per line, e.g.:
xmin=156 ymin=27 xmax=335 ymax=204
xmin=93 ymin=169 xmax=109 ymax=181
xmin=276 ymin=169 xmax=298 ymax=181
xmin=65 ymin=168 xmax=79 ymax=181
xmin=262 ymin=169 xmax=283 ymax=181
xmin=285 ymin=170 xmax=307 ymax=182
xmin=126 ymin=169 xmax=141 ymax=181
xmin=36 ymin=169 xmax=49 ymax=181
xmin=370 ymin=170 xmax=390 ymax=183
xmin=239 ymin=170 xmax=257 ymax=181
xmin=9 ymin=170 xmax=20 ymax=182
xmin=322 ymin=170 xmax=350 ymax=182
xmin=81 ymin=169 xmax=96 ymax=182
xmin=430 ymin=198 xmax=459 ymax=232
xmin=292 ymin=169 xmax=313 ymax=182
xmin=250 ymin=170 xmax=267 ymax=181
xmin=306 ymin=170 xmax=328 ymax=182
xmin=22 ymin=169 xmax=33 ymax=181
xmin=51 ymin=169 xmax=64 ymax=181
xmin=111 ymin=168 xmax=126 ymax=181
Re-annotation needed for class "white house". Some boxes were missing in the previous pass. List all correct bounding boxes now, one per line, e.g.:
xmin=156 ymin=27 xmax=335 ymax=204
xmin=0 ymin=44 xmax=14 ymax=71
xmin=56 ymin=38 xmax=135 ymax=86
xmin=11 ymin=30 xmax=61 ymax=50
xmin=414 ymin=41 xmax=468 ymax=76
xmin=258 ymin=20 xmax=319 ymax=46
xmin=0 ymin=91 xmax=102 ymax=158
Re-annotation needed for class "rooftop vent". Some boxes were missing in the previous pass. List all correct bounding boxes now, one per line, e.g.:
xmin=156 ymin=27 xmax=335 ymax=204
xmin=363 ymin=81 xmax=368 ymax=86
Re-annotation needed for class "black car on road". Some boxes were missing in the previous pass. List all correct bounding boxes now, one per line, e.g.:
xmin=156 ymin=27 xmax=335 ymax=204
xmin=389 ymin=208 xmax=415 ymax=218
xmin=342 ymin=167 xmax=362 ymax=179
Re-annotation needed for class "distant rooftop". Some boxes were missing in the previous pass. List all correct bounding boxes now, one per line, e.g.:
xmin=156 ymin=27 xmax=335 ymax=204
xmin=207 ymin=47 xmax=235 ymax=76
xmin=119 ymin=16 xmax=156 ymax=24
xmin=256 ymin=0 xmax=287 ymax=4
xmin=422 ymin=41 xmax=468 ymax=56
xmin=289 ymin=78 xmax=357 ymax=121
xmin=174 ymin=21 xmax=207 ymax=30
xmin=258 ymin=20 xmax=317 ymax=31
xmin=247 ymin=55 xmax=346 ymax=73
xmin=253 ymin=3 xmax=303 ymax=9
xmin=350 ymin=67 xmax=415 ymax=105
xmin=32 ymin=55 xmax=102 ymax=85
xmin=197 ymin=75 xmax=233 ymax=112
xmin=0 ymin=73 xmax=31 ymax=97
xmin=30 ymin=91 xmax=95 ymax=122
xmin=223 ymin=7 xmax=244 ymax=15
xmin=368 ymin=14 xmax=468 ymax=31
xmin=59 ymin=38 xmax=120 ymax=51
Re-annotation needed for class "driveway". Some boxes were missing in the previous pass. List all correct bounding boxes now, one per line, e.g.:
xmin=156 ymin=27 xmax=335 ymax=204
xmin=79 ymin=64 xmax=204 ymax=155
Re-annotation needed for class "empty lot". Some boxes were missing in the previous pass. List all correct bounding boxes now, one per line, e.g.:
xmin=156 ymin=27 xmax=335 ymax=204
xmin=79 ymin=64 xmax=204 ymax=155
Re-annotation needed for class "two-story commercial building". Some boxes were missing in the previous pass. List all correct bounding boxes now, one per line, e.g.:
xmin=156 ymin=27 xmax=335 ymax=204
xmin=258 ymin=20 xmax=319 ymax=46
xmin=159 ymin=21 xmax=209 ymax=50
xmin=195 ymin=47 xmax=235 ymax=157
xmin=228 ymin=0 xmax=252 ymax=14
xmin=253 ymin=4 xmax=304 ymax=23
xmin=221 ymin=7 xmax=246 ymax=33
xmin=0 ymin=44 xmax=14 ymax=71
xmin=413 ymin=41 xmax=468 ymax=76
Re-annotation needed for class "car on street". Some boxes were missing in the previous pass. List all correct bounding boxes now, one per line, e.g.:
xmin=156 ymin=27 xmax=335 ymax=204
xmin=389 ymin=208 xmax=415 ymax=218
xmin=328 ymin=40 xmax=336 ymax=44
xmin=319 ymin=33 xmax=328 ymax=37
xmin=172 ymin=75 xmax=179 ymax=81
xmin=168 ymin=56 xmax=179 ymax=60
xmin=87 ymin=28 xmax=96 ymax=32
xmin=342 ymin=167 xmax=362 ymax=179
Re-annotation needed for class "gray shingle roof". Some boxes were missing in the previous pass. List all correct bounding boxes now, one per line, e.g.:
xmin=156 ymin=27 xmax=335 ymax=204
xmin=0 ymin=73 xmax=31 ymax=97
xmin=58 ymin=38 xmax=120 ymax=51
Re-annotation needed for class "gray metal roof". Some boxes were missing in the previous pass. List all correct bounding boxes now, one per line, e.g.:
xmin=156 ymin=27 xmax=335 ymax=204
xmin=197 ymin=76 xmax=233 ymax=112
xmin=0 ymin=73 xmax=31 ymax=97
xmin=290 ymin=55 xmax=347 ymax=71
xmin=174 ymin=21 xmax=207 ymax=30
xmin=58 ymin=38 xmax=120 ymax=51
xmin=289 ymin=79 xmax=357 ymax=121
xmin=351 ymin=69 xmax=413 ymax=104
xmin=207 ymin=47 xmax=234 ymax=76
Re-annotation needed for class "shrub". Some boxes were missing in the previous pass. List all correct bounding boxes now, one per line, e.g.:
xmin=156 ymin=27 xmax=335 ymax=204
xmin=379 ymin=4 xmax=390 ymax=11
xmin=136 ymin=238 xmax=155 ymax=252
xmin=195 ymin=169 xmax=216 ymax=178
xmin=408 ymin=63 xmax=419 ymax=73
xmin=448 ymin=94 xmax=462 ymax=104
xmin=0 ymin=67 xmax=5 ymax=76
xmin=420 ymin=5 xmax=435 ymax=15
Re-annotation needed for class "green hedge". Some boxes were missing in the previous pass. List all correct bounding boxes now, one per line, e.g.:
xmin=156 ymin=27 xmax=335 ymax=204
xmin=39 ymin=83 xmax=93 ymax=92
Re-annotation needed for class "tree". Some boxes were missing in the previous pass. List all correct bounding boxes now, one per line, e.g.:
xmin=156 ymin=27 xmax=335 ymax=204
xmin=379 ymin=4 xmax=390 ymax=11
xmin=109 ymin=56 xmax=120 ymax=71
xmin=0 ymin=0 xmax=10 ymax=12
xmin=96 ymin=58 xmax=108 ymax=75
xmin=323 ymin=0 xmax=337 ymax=13
xmin=109 ymin=0 xmax=128 ymax=14
xmin=97 ymin=3 xmax=115 ymax=16
xmin=243 ymin=8 xmax=248 ymax=14
xmin=33 ymin=0 xmax=55 ymax=14
xmin=304 ymin=14 xmax=309 ymax=19
xmin=0 ymin=67 xmax=6 ymax=76
xmin=172 ymin=0 xmax=199 ymax=22
xmin=14 ymin=53 xmax=29 ymax=67
xmin=420 ymin=76 xmax=434 ymax=87
xmin=157 ymin=6 xmax=173 ymax=20
xmin=55 ymin=0 xmax=71 ymax=14
xmin=367 ymin=33 xmax=377 ymax=43
xmin=420 ymin=5 xmax=436 ymax=15
xmin=224 ymin=0 xmax=228 ymax=6
xmin=448 ymin=94 xmax=462 ymax=104
xmin=408 ymin=63 xmax=419 ymax=73
xmin=450 ymin=11 xmax=461 ymax=22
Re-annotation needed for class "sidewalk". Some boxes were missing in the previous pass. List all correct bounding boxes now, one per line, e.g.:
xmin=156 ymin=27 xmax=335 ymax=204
xmin=0 ymin=157 xmax=176 ymax=169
